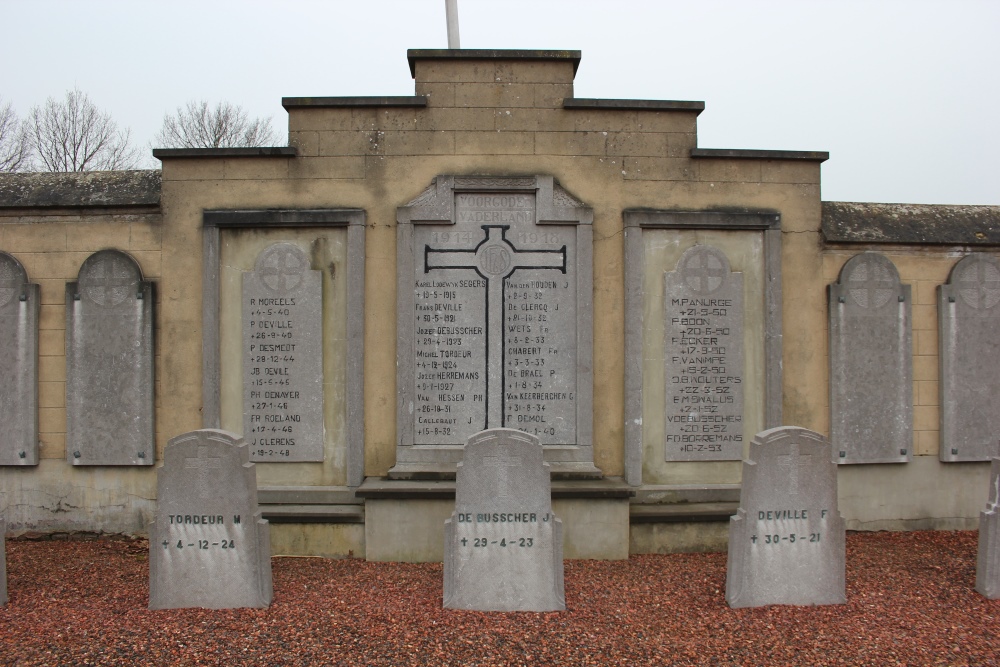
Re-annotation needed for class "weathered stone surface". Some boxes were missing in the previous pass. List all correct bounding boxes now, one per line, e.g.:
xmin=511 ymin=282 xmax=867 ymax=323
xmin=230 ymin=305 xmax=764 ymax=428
xmin=939 ymin=254 xmax=1000 ymax=462
xmin=829 ymin=252 xmax=912 ymax=464
xmin=664 ymin=245 xmax=744 ymax=461
xmin=726 ymin=426 xmax=846 ymax=608
xmin=444 ymin=428 xmax=564 ymax=611
xmin=0 ymin=252 xmax=38 ymax=466
xmin=394 ymin=175 xmax=596 ymax=477
xmin=0 ymin=517 xmax=6 ymax=605
xmin=976 ymin=453 xmax=1000 ymax=598
xmin=65 ymin=249 xmax=154 ymax=466
xmin=242 ymin=243 xmax=323 ymax=462
xmin=823 ymin=201 xmax=1000 ymax=246
xmin=0 ymin=170 xmax=160 ymax=209
xmin=149 ymin=429 xmax=272 ymax=610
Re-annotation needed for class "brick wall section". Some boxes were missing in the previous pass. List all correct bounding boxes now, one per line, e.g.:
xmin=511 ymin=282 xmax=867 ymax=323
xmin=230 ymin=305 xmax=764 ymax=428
xmin=0 ymin=171 xmax=162 ymax=460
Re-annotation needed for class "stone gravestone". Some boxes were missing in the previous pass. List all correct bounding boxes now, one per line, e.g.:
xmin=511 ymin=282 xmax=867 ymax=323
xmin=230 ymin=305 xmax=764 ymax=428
xmin=829 ymin=252 xmax=912 ymax=464
xmin=976 ymin=450 xmax=1000 ymax=598
xmin=149 ymin=429 xmax=272 ymax=610
xmin=0 ymin=517 xmax=6 ymax=606
xmin=394 ymin=175 xmax=597 ymax=477
xmin=664 ymin=244 xmax=744 ymax=461
xmin=242 ymin=242 xmax=323 ymax=462
xmin=444 ymin=428 xmax=565 ymax=611
xmin=726 ymin=426 xmax=846 ymax=608
xmin=66 ymin=249 xmax=154 ymax=466
xmin=0 ymin=252 xmax=39 ymax=466
xmin=939 ymin=254 xmax=1000 ymax=462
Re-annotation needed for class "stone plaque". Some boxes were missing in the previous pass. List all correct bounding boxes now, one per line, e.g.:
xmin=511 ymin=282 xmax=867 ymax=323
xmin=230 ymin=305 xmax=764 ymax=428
xmin=829 ymin=252 xmax=912 ymax=464
xmin=976 ymin=451 xmax=1000 ymax=598
xmin=726 ymin=426 xmax=846 ymax=608
xmin=664 ymin=245 xmax=744 ymax=461
xmin=242 ymin=243 xmax=323 ymax=462
xmin=66 ymin=250 xmax=154 ymax=466
xmin=0 ymin=517 xmax=6 ymax=606
xmin=0 ymin=252 xmax=39 ymax=466
xmin=395 ymin=176 xmax=596 ymax=477
xmin=940 ymin=254 xmax=1000 ymax=462
xmin=444 ymin=428 xmax=564 ymax=611
xmin=149 ymin=429 xmax=272 ymax=610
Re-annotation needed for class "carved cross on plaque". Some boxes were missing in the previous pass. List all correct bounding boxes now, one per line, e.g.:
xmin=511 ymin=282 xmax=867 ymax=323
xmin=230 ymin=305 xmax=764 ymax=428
xmin=82 ymin=255 xmax=137 ymax=307
xmin=424 ymin=225 xmax=566 ymax=429
xmin=775 ymin=442 xmax=812 ymax=498
xmin=185 ymin=446 xmax=222 ymax=497
xmin=483 ymin=449 xmax=523 ymax=498
xmin=847 ymin=256 xmax=896 ymax=309
xmin=956 ymin=256 xmax=1000 ymax=310
xmin=682 ymin=246 xmax=727 ymax=294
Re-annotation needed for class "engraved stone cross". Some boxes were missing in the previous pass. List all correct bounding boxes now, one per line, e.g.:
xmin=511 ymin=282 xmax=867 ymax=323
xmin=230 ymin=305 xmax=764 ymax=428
xmin=956 ymin=256 xmax=1000 ymax=309
xmin=483 ymin=449 xmax=523 ymax=498
xmin=775 ymin=441 xmax=812 ymax=498
xmin=682 ymin=246 xmax=727 ymax=294
xmin=184 ymin=446 xmax=222 ymax=497
xmin=425 ymin=225 xmax=566 ymax=428
xmin=83 ymin=256 xmax=136 ymax=307
xmin=848 ymin=256 xmax=896 ymax=309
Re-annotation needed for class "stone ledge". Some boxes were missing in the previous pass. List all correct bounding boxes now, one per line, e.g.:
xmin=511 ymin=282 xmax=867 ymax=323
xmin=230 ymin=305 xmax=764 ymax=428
xmin=259 ymin=505 xmax=365 ymax=524
xmin=632 ymin=484 xmax=741 ymax=505
xmin=356 ymin=476 xmax=634 ymax=500
xmin=258 ymin=486 xmax=362 ymax=505
xmin=823 ymin=201 xmax=1000 ymax=245
xmin=282 ymin=96 xmax=428 ymax=109
xmin=0 ymin=170 xmax=161 ymax=209
xmin=563 ymin=98 xmax=704 ymax=114
xmin=630 ymin=502 xmax=739 ymax=524
xmin=691 ymin=148 xmax=829 ymax=162
xmin=152 ymin=147 xmax=297 ymax=159
xmin=407 ymin=49 xmax=582 ymax=77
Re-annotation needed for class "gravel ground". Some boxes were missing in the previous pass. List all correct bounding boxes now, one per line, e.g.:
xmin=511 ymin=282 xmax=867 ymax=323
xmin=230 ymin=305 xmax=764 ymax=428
xmin=0 ymin=530 xmax=997 ymax=666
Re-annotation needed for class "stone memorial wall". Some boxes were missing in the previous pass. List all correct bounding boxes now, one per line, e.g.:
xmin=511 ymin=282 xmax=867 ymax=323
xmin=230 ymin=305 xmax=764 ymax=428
xmin=242 ymin=243 xmax=324 ymax=462
xmin=663 ymin=245 xmax=745 ymax=461
xmin=65 ymin=249 xmax=154 ymax=466
xmin=726 ymin=426 xmax=846 ymax=608
xmin=939 ymin=254 xmax=1000 ymax=462
xmin=0 ymin=252 xmax=39 ymax=466
xmin=149 ymin=429 xmax=272 ymax=610
xmin=975 ymin=453 xmax=1000 ymax=599
xmin=444 ymin=428 xmax=564 ymax=611
xmin=829 ymin=252 xmax=912 ymax=464
xmin=0 ymin=517 xmax=6 ymax=606
xmin=395 ymin=176 xmax=596 ymax=477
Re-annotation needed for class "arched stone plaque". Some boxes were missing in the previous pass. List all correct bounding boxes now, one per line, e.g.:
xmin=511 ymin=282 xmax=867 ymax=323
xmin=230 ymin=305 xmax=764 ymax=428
xmin=829 ymin=253 xmax=912 ymax=464
xmin=664 ymin=245 xmax=745 ymax=461
xmin=0 ymin=252 xmax=39 ymax=466
xmin=939 ymin=254 xmax=1000 ymax=462
xmin=241 ymin=243 xmax=323 ymax=462
xmin=66 ymin=249 xmax=154 ymax=466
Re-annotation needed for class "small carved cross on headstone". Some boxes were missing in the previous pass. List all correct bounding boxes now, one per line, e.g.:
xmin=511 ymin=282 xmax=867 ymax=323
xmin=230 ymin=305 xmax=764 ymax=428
xmin=956 ymin=255 xmax=1000 ymax=309
xmin=848 ymin=255 xmax=896 ymax=309
xmin=185 ymin=446 xmax=222 ymax=497
xmin=775 ymin=441 xmax=813 ymax=498
xmin=483 ymin=449 xmax=523 ymax=498
xmin=682 ymin=246 xmax=727 ymax=294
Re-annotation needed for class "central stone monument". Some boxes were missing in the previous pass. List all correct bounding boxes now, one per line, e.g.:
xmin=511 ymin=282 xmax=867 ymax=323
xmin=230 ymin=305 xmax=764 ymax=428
xmin=393 ymin=176 xmax=597 ymax=478
xmin=444 ymin=428 xmax=565 ymax=611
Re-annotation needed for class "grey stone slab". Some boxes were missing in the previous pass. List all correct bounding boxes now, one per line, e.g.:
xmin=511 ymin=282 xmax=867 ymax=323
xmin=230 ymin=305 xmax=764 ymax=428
xmin=394 ymin=176 xmax=596 ymax=477
xmin=65 ymin=249 xmax=154 ymax=466
xmin=976 ymin=453 xmax=1000 ymax=598
xmin=939 ymin=254 xmax=1000 ymax=462
xmin=664 ymin=245 xmax=745 ymax=461
xmin=0 ymin=252 xmax=39 ymax=466
xmin=0 ymin=517 xmax=6 ymax=605
xmin=443 ymin=428 xmax=564 ymax=611
xmin=726 ymin=426 xmax=846 ymax=608
xmin=242 ymin=243 xmax=324 ymax=462
xmin=149 ymin=429 xmax=272 ymax=610
xmin=829 ymin=252 xmax=912 ymax=464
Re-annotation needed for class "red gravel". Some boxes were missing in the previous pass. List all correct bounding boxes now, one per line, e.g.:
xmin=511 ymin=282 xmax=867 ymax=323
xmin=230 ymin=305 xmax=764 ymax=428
xmin=0 ymin=530 xmax=997 ymax=666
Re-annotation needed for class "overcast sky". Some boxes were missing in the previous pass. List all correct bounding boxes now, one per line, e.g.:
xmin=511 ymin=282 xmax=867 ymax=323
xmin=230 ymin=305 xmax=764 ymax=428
xmin=3 ymin=0 xmax=997 ymax=205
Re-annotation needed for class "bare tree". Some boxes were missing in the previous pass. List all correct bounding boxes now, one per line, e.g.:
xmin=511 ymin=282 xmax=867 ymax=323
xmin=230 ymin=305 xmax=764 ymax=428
xmin=28 ymin=88 xmax=141 ymax=171
xmin=0 ymin=97 xmax=32 ymax=172
xmin=155 ymin=100 xmax=278 ymax=148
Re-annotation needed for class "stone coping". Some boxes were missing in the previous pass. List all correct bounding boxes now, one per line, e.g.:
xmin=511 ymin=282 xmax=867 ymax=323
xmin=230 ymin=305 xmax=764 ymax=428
xmin=629 ymin=502 xmax=739 ymax=524
xmin=281 ymin=96 xmax=427 ymax=109
xmin=152 ymin=147 xmax=297 ymax=159
xmin=0 ymin=170 xmax=160 ymax=209
xmin=691 ymin=148 xmax=829 ymax=161
xmin=564 ymin=98 xmax=704 ymax=114
xmin=823 ymin=201 xmax=1000 ymax=245
xmin=407 ymin=49 xmax=582 ymax=76
xmin=356 ymin=477 xmax=634 ymax=500
xmin=259 ymin=505 xmax=365 ymax=524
